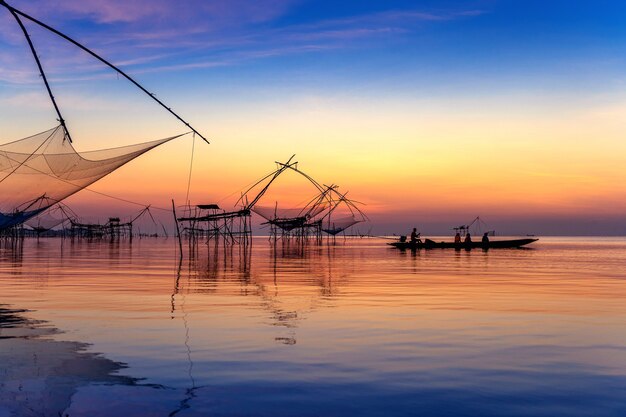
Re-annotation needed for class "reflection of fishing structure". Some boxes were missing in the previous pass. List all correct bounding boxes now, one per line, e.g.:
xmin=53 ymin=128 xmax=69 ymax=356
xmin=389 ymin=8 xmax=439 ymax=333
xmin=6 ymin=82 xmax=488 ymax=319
xmin=185 ymin=241 xmax=340 ymax=343
xmin=169 ymin=258 xmax=200 ymax=416
xmin=0 ymin=231 xmax=24 ymax=262
xmin=0 ymin=2 xmax=207 ymax=239
xmin=176 ymin=155 xmax=367 ymax=247
xmin=166 ymin=237 xmax=347 ymax=412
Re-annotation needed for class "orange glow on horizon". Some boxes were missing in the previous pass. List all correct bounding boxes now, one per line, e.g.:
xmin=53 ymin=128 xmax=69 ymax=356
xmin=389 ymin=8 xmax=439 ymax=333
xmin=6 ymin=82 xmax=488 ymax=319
xmin=34 ymin=93 xmax=626 ymax=231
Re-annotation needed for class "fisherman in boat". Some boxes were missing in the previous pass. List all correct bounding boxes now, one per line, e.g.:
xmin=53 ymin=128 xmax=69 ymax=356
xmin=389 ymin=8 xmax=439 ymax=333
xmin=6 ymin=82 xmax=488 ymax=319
xmin=410 ymin=228 xmax=421 ymax=244
xmin=454 ymin=232 xmax=461 ymax=244
xmin=464 ymin=233 xmax=472 ymax=244
xmin=482 ymin=232 xmax=489 ymax=244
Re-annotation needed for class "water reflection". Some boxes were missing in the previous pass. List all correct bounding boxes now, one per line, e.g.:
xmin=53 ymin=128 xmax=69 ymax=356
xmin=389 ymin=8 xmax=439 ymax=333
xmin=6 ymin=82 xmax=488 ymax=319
xmin=1 ymin=238 xmax=626 ymax=416
xmin=0 ymin=305 xmax=154 ymax=417
xmin=188 ymin=244 xmax=287 ymax=345
xmin=0 ymin=237 xmax=24 ymax=269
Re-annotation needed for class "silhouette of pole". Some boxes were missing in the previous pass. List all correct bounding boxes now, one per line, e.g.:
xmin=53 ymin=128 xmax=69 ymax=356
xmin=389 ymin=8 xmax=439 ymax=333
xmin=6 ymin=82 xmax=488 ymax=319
xmin=0 ymin=0 xmax=209 ymax=144
xmin=172 ymin=200 xmax=183 ymax=258
xmin=3 ymin=4 xmax=72 ymax=142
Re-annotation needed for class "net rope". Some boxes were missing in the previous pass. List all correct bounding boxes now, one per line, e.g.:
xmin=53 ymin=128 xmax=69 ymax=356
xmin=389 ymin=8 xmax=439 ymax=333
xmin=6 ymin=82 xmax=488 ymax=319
xmin=0 ymin=125 xmax=183 ymax=230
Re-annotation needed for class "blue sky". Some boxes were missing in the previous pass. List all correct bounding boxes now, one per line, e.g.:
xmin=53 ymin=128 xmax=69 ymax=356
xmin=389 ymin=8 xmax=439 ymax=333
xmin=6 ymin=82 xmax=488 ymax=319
xmin=3 ymin=0 xmax=626 ymax=95
xmin=2 ymin=0 xmax=626 ymax=234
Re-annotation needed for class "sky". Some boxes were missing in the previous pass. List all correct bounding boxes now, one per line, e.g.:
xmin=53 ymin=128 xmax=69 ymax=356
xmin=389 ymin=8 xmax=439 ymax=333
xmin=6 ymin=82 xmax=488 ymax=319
xmin=1 ymin=0 xmax=626 ymax=235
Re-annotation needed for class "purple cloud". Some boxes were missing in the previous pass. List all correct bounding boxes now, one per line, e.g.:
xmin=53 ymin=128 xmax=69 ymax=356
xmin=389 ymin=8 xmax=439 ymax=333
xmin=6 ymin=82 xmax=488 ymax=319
xmin=10 ymin=0 xmax=298 ymax=26
xmin=0 ymin=1 xmax=486 ymax=83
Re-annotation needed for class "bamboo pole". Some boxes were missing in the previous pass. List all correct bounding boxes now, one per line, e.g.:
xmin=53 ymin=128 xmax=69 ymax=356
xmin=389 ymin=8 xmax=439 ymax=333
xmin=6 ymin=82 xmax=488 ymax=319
xmin=0 ymin=0 xmax=209 ymax=144
xmin=172 ymin=199 xmax=183 ymax=257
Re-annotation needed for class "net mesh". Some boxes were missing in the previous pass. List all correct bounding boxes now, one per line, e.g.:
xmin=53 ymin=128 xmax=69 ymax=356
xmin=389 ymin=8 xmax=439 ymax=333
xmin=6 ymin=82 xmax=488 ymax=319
xmin=25 ymin=204 xmax=68 ymax=231
xmin=321 ymin=215 xmax=361 ymax=235
xmin=253 ymin=204 xmax=327 ymax=222
xmin=0 ymin=125 xmax=180 ymax=230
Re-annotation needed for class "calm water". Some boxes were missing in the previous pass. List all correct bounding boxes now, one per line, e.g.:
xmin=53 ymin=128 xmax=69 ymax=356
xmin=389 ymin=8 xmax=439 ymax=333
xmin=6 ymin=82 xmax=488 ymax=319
xmin=1 ymin=237 xmax=625 ymax=416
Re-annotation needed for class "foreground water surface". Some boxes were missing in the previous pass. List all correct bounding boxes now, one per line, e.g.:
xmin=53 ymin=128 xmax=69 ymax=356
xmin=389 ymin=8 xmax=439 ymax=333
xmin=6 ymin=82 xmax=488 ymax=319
xmin=1 ymin=237 xmax=625 ymax=416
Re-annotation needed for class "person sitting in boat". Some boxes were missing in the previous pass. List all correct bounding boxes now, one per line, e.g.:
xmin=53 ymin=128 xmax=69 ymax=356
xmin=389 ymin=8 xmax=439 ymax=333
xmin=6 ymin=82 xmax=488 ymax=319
xmin=482 ymin=232 xmax=489 ymax=244
xmin=464 ymin=233 xmax=472 ymax=244
xmin=410 ymin=228 xmax=421 ymax=244
xmin=454 ymin=232 xmax=461 ymax=244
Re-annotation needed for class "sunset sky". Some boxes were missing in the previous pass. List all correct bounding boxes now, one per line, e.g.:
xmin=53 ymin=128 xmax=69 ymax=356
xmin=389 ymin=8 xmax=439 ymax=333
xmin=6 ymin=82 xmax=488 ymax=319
xmin=1 ymin=0 xmax=626 ymax=235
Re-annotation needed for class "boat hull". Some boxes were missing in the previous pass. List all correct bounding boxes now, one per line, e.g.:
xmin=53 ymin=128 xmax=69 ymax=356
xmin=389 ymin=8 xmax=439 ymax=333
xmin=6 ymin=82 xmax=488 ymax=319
xmin=388 ymin=238 xmax=538 ymax=250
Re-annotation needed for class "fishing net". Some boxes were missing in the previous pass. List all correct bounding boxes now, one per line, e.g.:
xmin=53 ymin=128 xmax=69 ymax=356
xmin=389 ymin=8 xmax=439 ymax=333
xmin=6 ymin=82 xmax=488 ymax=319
xmin=24 ymin=204 xmax=69 ymax=231
xmin=0 ymin=125 xmax=181 ymax=230
xmin=253 ymin=204 xmax=327 ymax=222
xmin=321 ymin=215 xmax=361 ymax=235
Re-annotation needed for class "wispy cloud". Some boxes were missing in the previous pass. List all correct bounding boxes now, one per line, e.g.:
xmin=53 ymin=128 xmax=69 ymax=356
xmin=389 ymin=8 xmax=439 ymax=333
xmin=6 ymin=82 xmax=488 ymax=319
xmin=0 ymin=91 xmax=54 ymax=109
xmin=0 ymin=1 xmax=486 ymax=83
xmin=9 ymin=0 xmax=298 ymax=26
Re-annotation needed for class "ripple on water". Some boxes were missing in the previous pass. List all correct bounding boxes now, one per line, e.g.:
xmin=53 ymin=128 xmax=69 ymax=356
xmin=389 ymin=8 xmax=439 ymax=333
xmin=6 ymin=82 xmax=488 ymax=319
xmin=0 ymin=237 xmax=625 ymax=416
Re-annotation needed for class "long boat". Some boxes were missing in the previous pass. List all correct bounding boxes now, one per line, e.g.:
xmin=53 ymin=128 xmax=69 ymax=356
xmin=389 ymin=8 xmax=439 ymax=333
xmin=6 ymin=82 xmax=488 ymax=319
xmin=388 ymin=238 xmax=538 ymax=250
